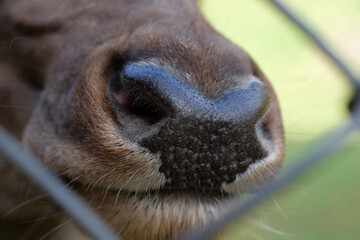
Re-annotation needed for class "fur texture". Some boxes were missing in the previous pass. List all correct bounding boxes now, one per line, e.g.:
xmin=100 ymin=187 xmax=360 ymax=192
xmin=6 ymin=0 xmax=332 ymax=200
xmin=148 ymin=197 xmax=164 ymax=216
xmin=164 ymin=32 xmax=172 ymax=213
xmin=0 ymin=0 xmax=285 ymax=239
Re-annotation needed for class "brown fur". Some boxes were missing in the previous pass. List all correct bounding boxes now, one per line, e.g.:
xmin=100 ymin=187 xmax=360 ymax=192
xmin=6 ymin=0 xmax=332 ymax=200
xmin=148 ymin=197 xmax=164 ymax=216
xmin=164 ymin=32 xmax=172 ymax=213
xmin=0 ymin=0 xmax=285 ymax=239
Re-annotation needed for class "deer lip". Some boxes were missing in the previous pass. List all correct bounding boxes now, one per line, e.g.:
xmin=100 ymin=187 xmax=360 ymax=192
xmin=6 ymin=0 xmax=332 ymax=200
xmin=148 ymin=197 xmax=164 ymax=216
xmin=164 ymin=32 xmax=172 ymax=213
xmin=61 ymin=177 xmax=230 ymax=201
xmin=132 ymin=189 xmax=229 ymax=200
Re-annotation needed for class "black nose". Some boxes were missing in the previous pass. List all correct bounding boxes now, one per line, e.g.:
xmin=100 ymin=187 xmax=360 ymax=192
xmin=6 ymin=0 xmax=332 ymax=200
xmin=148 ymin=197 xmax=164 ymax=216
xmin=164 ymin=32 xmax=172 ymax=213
xmin=122 ymin=64 xmax=270 ymax=191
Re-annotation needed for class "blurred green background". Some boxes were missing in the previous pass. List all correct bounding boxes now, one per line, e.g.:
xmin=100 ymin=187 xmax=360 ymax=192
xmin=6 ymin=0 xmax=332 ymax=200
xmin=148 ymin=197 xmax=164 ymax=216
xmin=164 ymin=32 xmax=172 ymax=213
xmin=199 ymin=0 xmax=360 ymax=239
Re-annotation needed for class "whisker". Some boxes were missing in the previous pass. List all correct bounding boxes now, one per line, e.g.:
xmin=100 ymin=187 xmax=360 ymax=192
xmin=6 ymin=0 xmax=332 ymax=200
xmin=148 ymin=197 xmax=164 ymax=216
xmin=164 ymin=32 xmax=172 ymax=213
xmin=113 ymin=169 xmax=140 ymax=208
xmin=91 ymin=168 xmax=116 ymax=191
xmin=96 ymin=185 xmax=111 ymax=209
xmin=2 ymin=172 xmax=80 ymax=218
xmin=2 ymin=194 xmax=47 ymax=217
xmin=271 ymin=196 xmax=289 ymax=221
xmin=38 ymin=219 xmax=72 ymax=240
xmin=20 ymin=212 xmax=63 ymax=224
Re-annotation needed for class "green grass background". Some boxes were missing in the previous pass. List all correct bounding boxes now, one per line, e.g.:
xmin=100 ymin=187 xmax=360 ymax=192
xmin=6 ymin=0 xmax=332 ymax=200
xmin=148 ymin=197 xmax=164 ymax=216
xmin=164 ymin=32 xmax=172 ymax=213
xmin=199 ymin=0 xmax=360 ymax=239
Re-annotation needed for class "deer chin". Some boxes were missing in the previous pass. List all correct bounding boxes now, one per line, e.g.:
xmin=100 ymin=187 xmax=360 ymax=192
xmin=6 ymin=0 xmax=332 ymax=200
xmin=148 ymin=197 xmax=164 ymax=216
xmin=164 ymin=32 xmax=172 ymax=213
xmin=75 ymin=187 xmax=227 ymax=240
xmin=62 ymin=168 xmax=229 ymax=240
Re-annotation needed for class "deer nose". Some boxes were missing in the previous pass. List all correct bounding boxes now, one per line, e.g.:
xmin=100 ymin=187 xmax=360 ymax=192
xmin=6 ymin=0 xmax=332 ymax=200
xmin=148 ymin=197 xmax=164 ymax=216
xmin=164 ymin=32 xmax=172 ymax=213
xmin=115 ymin=64 xmax=270 ymax=191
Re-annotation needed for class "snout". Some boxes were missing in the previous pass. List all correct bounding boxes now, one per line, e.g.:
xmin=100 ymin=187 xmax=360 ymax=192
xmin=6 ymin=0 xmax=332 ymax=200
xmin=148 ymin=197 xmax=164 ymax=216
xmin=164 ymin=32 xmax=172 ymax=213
xmin=110 ymin=63 xmax=272 ymax=192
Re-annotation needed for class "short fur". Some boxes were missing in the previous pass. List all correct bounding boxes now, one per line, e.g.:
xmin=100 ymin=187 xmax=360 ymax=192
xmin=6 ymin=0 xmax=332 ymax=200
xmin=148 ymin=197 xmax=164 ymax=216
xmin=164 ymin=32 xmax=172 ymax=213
xmin=0 ymin=0 xmax=285 ymax=239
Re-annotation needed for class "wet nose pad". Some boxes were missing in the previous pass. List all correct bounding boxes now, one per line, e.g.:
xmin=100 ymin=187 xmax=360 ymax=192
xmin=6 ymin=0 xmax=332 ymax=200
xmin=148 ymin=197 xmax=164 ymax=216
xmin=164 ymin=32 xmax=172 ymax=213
xmin=123 ymin=64 xmax=270 ymax=191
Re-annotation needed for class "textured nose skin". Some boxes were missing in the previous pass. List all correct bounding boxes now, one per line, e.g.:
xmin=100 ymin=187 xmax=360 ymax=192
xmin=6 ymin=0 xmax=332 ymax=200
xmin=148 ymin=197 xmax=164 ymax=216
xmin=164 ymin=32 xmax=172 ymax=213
xmin=124 ymin=64 xmax=270 ymax=191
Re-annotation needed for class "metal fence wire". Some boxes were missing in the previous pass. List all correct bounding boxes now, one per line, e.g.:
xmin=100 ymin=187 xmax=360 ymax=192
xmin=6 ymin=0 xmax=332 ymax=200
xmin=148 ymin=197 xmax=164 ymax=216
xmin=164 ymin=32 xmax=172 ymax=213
xmin=1 ymin=0 xmax=360 ymax=240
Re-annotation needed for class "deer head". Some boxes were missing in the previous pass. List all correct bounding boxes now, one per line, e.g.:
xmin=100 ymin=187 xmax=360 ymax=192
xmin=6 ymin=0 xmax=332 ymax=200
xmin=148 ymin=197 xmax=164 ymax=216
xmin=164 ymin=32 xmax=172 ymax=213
xmin=0 ymin=0 xmax=284 ymax=239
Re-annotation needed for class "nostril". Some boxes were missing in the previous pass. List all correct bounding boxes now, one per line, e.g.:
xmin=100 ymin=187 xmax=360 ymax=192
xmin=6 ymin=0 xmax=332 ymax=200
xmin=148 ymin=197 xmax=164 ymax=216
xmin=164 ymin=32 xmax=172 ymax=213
xmin=110 ymin=68 xmax=166 ymax=124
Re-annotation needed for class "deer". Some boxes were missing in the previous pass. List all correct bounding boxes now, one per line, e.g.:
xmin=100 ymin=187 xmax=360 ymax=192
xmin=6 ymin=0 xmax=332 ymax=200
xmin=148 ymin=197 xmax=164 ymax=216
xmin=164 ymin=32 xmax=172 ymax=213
xmin=0 ymin=0 xmax=285 ymax=239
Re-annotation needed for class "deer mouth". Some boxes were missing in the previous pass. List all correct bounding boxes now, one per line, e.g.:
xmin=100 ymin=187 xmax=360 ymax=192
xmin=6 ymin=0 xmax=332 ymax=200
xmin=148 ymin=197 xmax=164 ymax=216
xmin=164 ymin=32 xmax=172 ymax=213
xmin=63 ymin=176 xmax=230 ymax=217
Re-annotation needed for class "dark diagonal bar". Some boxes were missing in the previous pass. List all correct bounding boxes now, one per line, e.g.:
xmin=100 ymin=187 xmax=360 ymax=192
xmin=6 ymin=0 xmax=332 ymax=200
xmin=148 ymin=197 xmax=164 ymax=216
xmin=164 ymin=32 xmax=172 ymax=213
xmin=0 ymin=127 xmax=120 ymax=240
xmin=267 ymin=0 xmax=360 ymax=88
